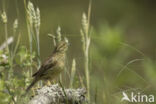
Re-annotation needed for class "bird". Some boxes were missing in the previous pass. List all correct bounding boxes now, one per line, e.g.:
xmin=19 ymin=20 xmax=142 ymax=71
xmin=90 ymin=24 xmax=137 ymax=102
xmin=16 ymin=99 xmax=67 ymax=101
xmin=26 ymin=40 xmax=68 ymax=92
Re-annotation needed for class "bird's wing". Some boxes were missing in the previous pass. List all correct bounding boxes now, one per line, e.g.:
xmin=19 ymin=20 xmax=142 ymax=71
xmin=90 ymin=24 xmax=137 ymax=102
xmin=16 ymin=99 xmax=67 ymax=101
xmin=32 ymin=54 xmax=56 ymax=77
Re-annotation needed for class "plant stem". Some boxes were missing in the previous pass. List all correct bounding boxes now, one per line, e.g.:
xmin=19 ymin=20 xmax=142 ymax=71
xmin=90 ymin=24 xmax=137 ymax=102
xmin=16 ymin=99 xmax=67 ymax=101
xmin=35 ymin=27 xmax=41 ymax=67
xmin=24 ymin=0 xmax=33 ymax=78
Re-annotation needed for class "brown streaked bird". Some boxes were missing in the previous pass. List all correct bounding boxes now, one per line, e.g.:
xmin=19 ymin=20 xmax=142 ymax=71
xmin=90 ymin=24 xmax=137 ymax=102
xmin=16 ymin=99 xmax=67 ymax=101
xmin=26 ymin=40 xmax=68 ymax=92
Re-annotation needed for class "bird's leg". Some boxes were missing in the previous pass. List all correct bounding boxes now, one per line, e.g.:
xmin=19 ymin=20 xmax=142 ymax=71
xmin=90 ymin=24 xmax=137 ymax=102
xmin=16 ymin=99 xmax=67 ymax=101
xmin=47 ymin=80 xmax=56 ymax=86
xmin=47 ymin=80 xmax=51 ymax=86
xmin=32 ymin=87 xmax=36 ymax=95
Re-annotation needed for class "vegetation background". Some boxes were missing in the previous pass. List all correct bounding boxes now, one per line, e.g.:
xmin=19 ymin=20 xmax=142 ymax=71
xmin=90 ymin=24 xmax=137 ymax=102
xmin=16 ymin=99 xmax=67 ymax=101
xmin=0 ymin=0 xmax=155 ymax=104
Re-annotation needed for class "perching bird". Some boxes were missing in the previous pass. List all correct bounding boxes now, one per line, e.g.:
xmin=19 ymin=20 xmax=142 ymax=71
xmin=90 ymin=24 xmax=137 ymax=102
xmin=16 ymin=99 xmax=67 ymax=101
xmin=26 ymin=40 xmax=68 ymax=92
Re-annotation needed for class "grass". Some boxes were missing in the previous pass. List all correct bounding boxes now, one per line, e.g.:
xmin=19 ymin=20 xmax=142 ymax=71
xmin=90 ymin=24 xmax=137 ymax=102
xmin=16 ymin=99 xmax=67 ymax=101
xmin=81 ymin=12 xmax=91 ymax=102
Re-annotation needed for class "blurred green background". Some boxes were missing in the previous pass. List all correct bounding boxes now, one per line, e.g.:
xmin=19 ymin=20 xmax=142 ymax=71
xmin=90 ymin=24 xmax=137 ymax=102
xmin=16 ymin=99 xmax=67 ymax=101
xmin=0 ymin=0 xmax=156 ymax=104
xmin=0 ymin=0 xmax=155 ymax=58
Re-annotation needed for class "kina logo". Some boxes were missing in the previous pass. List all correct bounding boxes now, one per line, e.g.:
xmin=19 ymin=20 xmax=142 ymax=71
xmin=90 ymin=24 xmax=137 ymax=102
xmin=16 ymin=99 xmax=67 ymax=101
xmin=121 ymin=92 xmax=154 ymax=103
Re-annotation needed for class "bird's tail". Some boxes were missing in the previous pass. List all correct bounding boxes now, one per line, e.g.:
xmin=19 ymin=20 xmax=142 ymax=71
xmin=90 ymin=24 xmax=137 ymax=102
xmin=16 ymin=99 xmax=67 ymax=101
xmin=26 ymin=78 xmax=38 ymax=92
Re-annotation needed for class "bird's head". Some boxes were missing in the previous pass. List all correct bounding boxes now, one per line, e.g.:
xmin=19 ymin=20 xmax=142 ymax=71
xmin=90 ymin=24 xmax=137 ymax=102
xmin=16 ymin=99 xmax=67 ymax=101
xmin=55 ymin=40 xmax=69 ymax=53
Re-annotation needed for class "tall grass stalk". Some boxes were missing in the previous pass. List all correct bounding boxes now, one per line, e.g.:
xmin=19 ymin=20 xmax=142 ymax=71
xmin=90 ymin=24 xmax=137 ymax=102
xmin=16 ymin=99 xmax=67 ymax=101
xmin=23 ymin=1 xmax=37 ymax=91
xmin=24 ymin=1 xmax=42 ymax=88
xmin=56 ymin=26 xmax=62 ymax=43
xmin=80 ymin=1 xmax=92 ymax=101
xmin=4 ymin=22 xmax=9 ymax=52
xmin=48 ymin=34 xmax=56 ymax=46
xmin=1 ymin=11 xmax=9 ymax=52
xmin=24 ymin=1 xmax=41 ymax=76
xmin=34 ymin=8 xmax=41 ymax=66
xmin=1 ymin=11 xmax=13 ymax=79
xmin=12 ymin=19 xmax=19 ymax=57
xmin=12 ymin=19 xmax=20 ymax=61
xmin=24 ymin=0 xmax=33 ymax=55
xmin=81 ymin=0 xmax=92 ymax=101
xmin=23 ymin=1 xmax=33 ymax=81
xmin=70 ymin=59 xmax=76 ymax=88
